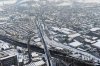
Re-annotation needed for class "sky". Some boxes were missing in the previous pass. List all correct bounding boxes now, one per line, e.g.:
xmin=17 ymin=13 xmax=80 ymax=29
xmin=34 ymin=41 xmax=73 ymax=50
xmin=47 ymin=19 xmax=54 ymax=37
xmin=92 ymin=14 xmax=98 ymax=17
xmin=0 ymin=0 xmax=16 ymax=6
xmin=0 ymin=0 xmax=100 ymax=7
xmin=50 ymin=0 xmax=100 ymax=3
xmin=76 ymin=0 xmax=100 ymax=3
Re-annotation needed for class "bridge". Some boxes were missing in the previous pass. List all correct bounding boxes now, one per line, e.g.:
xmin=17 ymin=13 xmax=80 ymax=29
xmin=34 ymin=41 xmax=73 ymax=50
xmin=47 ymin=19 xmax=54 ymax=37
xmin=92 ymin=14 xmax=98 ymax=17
xmin=0 ymin=35 xmax=95 ymax=66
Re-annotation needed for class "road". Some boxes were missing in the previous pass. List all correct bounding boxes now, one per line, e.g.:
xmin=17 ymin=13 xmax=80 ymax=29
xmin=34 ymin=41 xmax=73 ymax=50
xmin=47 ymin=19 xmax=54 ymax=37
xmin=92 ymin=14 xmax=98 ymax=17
xmin=42 ymin=29 xmax=100 ymax=65
xmin=0 ymin=35 xmax=95 ymax=66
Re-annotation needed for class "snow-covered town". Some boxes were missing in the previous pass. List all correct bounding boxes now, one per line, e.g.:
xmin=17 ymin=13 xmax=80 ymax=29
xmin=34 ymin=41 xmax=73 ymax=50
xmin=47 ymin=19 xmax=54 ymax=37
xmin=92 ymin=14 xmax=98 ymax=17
xmin=0 ymin=0 xmax=100 ymax=66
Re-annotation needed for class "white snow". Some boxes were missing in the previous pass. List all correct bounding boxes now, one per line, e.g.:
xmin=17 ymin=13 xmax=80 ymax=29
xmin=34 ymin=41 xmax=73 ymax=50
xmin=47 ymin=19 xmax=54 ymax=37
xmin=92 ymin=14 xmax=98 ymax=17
xmin=52 ymin=27 xmax=60 ymax=31
xmin=85 ymin=38 xmax=92 ymax=42
xmin=85 ymin=38 xmax=96 ymax=44
xmin=17 ymin=53 xmax=24 ymax=62
xmin=34 ymin=38 xmax=41 ymax=42
xmin=92 ymin=37 xmax=98 ymax=40
xmin=17 ymin=46 xmax=23 ymax=50
xmin=0 ymin=8 xmax=4 ymax=11
xmin=32 ymin=57 xmax=42 ymax=61
xmin=93 ymin=40 xmax=100 ymax=47
xmin=34 ymin=60 xmax=45 ymax=66
xmin=0 ymin=22 xmax=6 ymax=25
xmin=57 ymin=2 xmax=72 ymax=6
xmin=31 ymin=52 xmax=39 ymax=57
xmin=19 ymin=3 xmax=28 ymax=7
xmin=60 ymin=28 xmax=71 ymax=34
xmin=54 ymin=38 xmax=59 ymax=42
xmin=68 ymin=33 xmax=80 ymax=38
xmin=55 ymin=47 xmax=63 ymax=50
xmin=0 ymin=49 xmax=17 ymax=60
xmin=90 ymin=28 xmax=100 ymax=31
xmin=32 ymin=4 xmax=40 ymax=7
xmin=0 ymin=40 xmax=10 ymax=50
xmin=0 ymin=17 xmax=9 ymax=20
xmin=69 ymin=40 xmax=82 ymax=47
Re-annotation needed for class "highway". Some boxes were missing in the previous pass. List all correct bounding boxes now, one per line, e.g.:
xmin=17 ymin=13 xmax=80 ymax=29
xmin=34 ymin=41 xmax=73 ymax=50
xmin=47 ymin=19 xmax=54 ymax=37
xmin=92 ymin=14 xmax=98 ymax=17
xmin=0 ymin=35 xmax=95 ymax=66
xmin=39 ymin=22 xmax=100 ymax=65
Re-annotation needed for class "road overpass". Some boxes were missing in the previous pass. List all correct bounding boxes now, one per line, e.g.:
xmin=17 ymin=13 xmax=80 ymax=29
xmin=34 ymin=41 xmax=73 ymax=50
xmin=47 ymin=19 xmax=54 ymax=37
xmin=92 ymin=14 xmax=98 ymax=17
xmin=0 ymin=35 xmax=95 ymax=66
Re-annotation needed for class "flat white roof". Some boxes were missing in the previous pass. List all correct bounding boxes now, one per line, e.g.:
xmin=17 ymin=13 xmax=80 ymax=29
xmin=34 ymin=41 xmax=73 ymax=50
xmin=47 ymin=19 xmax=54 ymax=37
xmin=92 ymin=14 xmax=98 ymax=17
xmin=90 ymin=28 xmax=100 ymax=31
xmin=31 ymin=52 xmax=39 ymax=57
xmin=52 ymin=27 xmax=60 ymax=31
xmin=57 ymin=2 xmax=72 ymax=6
xmin=69 ymin=40 xmax=82 ymax=47
xmin=34 ymin=38 xmax=41 ymax=42
xmin=34 ymin=60 xmax=45 ymax=66
xmin=55 ymin=47 xmax=63 ymax=50
xmin=93 ymin=40 xmax=100 ymax=47
xmin=0 ymin=8 xmax=4 ymax=11
xmin=85 ymin=38 xmax=96 ymax=43
xmin=68 ymin=33 xmax=80 ymax=38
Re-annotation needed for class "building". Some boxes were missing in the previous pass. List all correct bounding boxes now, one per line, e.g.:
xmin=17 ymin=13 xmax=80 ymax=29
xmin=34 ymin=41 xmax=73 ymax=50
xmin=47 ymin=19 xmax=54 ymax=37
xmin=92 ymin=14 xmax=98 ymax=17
xmin=69 ymin=40 xmax=82 ymax=47
xmin=88 ymin=28 xmax=100 ymax=38
xmin=0 ymin=49 xmax=18 ymax=66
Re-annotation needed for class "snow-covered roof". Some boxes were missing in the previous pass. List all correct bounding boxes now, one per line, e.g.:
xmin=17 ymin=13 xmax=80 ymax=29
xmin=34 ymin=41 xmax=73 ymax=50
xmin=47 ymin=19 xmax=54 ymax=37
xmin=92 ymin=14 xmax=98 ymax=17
xmin=85 ymin=38 xmax=96 ymax=44
xmin=17 ymin=46 xmax=23 ymax=50
xmin=52 ymin=27 xmax=76 ymax=35
xmin=52 ymin=27 xmax=60 ymax=31
xmin=34 ymin=60 xmax=45 ymax=66
xmin=93 ymin=40 xmax=100 ymax=47
xmin=54 ymin=38 xmax=59 ymax=42
xmin=0 ymin=40 xmax=10 ymax=50
xmin=0 ymin=22 xmax=7 ymax=25
xmin=57 ymin=2 xmax=72 ymax=6
xmin=31 ymin=52 xmax=39 ymax=57
xmin=17 ymin=53 xmax=24 ymax=62
xmin=34 ymin=38 xmax=41 ymax=42
xmin=0 ymin=8 xmax=4 ymax=11
xmin=19 ymin=3 xmax=28 ymax=7
xmin=0 ymin=17 xmax=9 ymax=20
xmin=90 ymin=28 xmax=100 ymax=31
xmin=60 ymin=28 xmax=70 ymax=34
xmin=68 ymin=33 xmax=80 ymax=38
xmin=69 ymin=40 xmax=82 ymax=47
xmin=32 ymin=57 xmax=42 ymax=61
xmin=92 ymin=37 xmax=98 ymax=40
xmin=55 ymin=47 xmax=63 ymax=50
